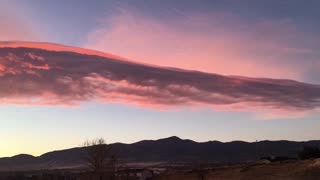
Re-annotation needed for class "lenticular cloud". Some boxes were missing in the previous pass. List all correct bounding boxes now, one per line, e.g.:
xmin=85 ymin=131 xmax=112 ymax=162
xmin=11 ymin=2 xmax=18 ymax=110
xmin=0 ymin=41 xmax=320 ymax=113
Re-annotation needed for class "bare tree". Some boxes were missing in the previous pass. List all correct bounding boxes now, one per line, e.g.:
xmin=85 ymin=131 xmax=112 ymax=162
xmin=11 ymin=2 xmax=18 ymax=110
xmin=83 ymin=138 xmax=118 ymax=179
xmin=191 ymin=161 xmax=209 ymax=180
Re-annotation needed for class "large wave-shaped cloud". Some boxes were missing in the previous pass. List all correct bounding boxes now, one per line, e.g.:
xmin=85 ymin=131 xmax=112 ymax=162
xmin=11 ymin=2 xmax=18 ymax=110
xmin=0 ymin=42 xmax=320 ymax=115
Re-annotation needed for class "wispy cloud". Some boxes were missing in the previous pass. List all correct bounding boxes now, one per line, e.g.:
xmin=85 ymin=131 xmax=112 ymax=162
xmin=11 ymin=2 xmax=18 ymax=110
xmin=0 ymin=43 xmax=320 ymax=118
xmin=85 ymin=9 xmax=320 ymax=84
xmin=0 ymin=2 xmax=41 ymax=42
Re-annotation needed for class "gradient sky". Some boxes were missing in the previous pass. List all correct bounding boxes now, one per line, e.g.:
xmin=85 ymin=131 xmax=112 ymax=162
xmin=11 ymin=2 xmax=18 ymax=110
xmin=0 ymin=0 xmax=320 ymax=157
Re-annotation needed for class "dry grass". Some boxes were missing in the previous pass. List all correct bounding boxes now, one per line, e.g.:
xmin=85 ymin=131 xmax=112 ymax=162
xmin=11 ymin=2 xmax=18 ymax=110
xmin=153 ymin=159 xmax=320 ymax=180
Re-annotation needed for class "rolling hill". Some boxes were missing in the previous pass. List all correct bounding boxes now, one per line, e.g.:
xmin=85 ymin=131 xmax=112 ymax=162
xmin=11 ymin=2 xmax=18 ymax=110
xmin=0 ymin=136 xmax=319 ymax=171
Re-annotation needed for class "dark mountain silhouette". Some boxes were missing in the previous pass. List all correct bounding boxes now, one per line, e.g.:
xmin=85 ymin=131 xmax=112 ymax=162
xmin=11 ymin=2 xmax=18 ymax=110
xmin=0 ymin=137 xmax=320 ymax=171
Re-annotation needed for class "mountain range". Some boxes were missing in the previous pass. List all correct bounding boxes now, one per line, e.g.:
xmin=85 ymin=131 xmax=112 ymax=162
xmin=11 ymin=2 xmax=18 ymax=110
xmin=1 ymin=136 xmax=319 ymax=171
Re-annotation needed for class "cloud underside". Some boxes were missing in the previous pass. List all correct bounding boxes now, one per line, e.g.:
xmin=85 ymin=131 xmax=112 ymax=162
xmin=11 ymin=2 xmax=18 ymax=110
xmin=0 ymin=47 xmax=320 ymax=115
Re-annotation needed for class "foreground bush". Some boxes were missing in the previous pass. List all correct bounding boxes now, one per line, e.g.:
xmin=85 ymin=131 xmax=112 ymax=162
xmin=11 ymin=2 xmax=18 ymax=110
xmin=298 ymin=146 xmax=320 ymax=160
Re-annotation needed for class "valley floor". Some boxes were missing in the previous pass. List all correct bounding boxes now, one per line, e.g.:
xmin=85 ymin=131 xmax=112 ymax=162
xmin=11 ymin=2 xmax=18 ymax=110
xmin=153 ymin=159 xmax=320 ymax=180
xmin=0 ymin=159 xmax=320 ymax=180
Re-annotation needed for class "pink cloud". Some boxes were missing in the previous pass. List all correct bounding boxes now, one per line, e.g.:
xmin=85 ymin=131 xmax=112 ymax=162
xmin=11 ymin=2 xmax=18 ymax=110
xmin=0 ymin=41 xmax=127 ymax=61
xmin=1 ymin=42 xmax=320 ymax=119
xmin=85 ymin=10 xmax=318 ymax=82
xmin=0 ymin=52 xmax=53 ymax=76
xmin=0 ymin=3 xmax=41 ymax=42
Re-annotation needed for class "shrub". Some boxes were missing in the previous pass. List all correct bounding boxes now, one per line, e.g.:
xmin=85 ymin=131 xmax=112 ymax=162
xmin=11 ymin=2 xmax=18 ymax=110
xmin=298 ymin=146 xmax=320 ymax=160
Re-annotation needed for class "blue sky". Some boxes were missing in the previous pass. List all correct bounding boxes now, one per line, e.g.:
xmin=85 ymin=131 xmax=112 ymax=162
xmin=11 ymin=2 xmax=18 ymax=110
xmin=0 ymin=0 xmax=320 ymax=157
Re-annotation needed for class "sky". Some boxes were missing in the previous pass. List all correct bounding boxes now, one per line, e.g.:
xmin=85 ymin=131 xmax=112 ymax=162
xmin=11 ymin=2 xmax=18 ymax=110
xmin=0 ymin=0 xmax=320 ymax=157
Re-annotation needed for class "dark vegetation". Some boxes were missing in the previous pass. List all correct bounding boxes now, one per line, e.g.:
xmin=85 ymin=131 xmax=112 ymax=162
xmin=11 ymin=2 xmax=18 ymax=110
xmin=83 ymin=138 xmax=118 ymax=180
xmin=298 ymin=146 xmax=320 ymax=160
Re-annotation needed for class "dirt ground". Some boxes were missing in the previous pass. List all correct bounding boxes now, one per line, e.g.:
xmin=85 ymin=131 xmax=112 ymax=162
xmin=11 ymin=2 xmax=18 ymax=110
xmin=152 ymin=159 xmax=320 ymax=180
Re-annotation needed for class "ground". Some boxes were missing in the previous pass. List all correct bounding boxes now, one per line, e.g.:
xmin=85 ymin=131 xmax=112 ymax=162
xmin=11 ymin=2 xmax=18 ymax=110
xmin=152 ymin=159 xmax=320 ymax=180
